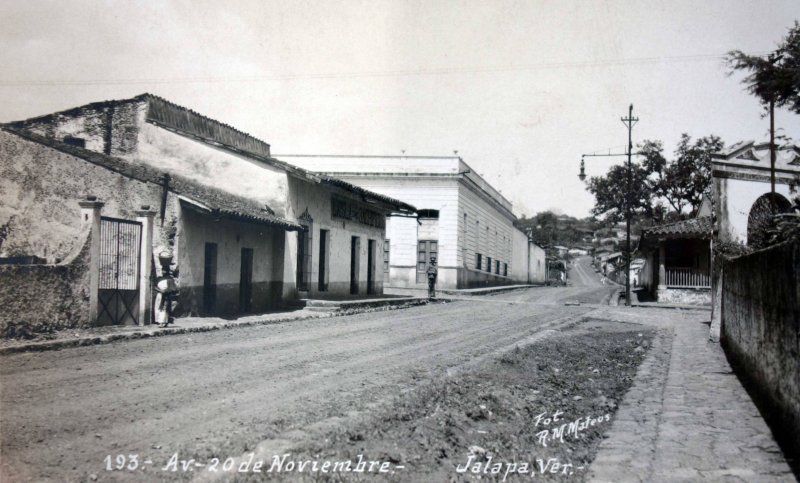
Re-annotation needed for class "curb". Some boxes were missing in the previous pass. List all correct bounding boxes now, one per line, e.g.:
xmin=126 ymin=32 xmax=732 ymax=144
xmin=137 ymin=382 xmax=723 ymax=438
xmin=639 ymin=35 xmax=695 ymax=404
xmin=630 ymin=302 xmax=712 ymax=312
xmin=0 ymin=299 xmax=431 ymax=356
xmin=439 ymin=285 xmax=540 ymax=296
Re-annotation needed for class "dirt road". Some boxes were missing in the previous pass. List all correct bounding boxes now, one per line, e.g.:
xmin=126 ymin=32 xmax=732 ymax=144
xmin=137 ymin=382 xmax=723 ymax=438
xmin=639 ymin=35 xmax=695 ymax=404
xmin=1 ymin=260 xmax=614 ymax=482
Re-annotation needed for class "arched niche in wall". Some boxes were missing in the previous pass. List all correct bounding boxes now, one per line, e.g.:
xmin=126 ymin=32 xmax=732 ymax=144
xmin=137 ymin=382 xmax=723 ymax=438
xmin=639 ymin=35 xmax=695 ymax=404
xmin=747 ymin=192 xmax=791 ymax=249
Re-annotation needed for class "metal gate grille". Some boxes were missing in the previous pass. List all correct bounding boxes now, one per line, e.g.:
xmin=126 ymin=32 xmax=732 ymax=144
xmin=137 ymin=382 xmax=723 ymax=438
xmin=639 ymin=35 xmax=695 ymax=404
xmin=98 ymin=217 xmax=142 ymax=325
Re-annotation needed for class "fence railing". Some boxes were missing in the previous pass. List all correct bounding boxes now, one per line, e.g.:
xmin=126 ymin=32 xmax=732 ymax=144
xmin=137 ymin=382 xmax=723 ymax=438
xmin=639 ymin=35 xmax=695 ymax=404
xmin=665 ymin=267 xmax=710 ymax=288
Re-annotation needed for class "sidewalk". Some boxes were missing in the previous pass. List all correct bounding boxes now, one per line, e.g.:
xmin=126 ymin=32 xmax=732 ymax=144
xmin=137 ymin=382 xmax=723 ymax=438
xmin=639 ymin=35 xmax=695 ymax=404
xmin=588 ymin=306 xmax=795 ymax=482
xmin=386 ymin=284 xmax=537 ymax=298
xmin=0 ymin=297 xmax=427 ymax=356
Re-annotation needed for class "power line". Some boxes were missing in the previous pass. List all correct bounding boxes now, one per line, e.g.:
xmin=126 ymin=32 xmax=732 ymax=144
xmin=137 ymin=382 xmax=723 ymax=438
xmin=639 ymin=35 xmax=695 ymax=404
xmin=0 ymin=51 xmax=767 ymax=87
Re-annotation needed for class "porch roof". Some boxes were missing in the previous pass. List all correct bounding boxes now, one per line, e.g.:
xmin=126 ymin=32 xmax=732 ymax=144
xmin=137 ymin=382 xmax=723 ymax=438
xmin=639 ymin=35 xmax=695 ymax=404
xmin=642 ymin=216 xmax=712 ymax=241
xmin=175 ymin=190 xmax=302 ymax=231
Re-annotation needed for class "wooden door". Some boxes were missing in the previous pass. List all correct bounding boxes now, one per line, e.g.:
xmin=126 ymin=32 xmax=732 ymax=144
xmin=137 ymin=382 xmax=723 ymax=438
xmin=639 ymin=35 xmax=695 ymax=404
xmin=416 ymin=240 xmax=437 ymax=284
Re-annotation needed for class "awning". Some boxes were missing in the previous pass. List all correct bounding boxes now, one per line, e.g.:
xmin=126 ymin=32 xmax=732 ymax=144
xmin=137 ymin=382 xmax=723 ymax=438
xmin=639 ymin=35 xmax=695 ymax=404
xmin=178 ymin=195 xmax=302 ymax=231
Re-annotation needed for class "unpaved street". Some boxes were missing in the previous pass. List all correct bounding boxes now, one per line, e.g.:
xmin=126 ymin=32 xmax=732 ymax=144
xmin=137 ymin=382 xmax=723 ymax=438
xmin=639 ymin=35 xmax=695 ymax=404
xmin=1 ymin=258 xmax=613 ymax=482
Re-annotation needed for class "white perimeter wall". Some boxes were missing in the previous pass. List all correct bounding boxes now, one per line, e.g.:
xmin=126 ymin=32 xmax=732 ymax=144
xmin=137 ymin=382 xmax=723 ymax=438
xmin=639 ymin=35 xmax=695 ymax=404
xmin=528 ymin=243 xmax=547 ymax=284
xmin=135 ymin=123 xmax=291 ymax=217
xmin=510 ymin=227 xmax=529 ymax=282
xmin=716 ymin=176 xmax=795 ymax=244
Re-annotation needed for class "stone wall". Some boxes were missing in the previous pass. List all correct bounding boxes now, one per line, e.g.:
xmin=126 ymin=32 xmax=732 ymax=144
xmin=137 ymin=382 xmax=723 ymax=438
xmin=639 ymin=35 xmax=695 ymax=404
xmin=721 ymin=240 xmax=799 ymax=460
xmin=656 ymin=287 xmax=712 ymax=305
xmin=10 ymin=97 xmax=145 ymax=157
xmin=0 ymin=129 xmax=164 ymax=261
xmin=0 ymin=227 xmax=92 ymax=337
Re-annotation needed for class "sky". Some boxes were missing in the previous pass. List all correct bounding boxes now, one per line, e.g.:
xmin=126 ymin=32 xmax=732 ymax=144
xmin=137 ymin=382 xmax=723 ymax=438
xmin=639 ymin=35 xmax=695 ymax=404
xmin=1 ymin=0 xmax=798 ymax=218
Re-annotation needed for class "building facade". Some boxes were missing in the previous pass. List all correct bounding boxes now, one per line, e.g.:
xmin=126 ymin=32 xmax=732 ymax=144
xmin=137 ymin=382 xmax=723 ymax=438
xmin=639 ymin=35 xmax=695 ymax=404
xmin=639 ymin=216 xmax=713 ymax=305
xmin=1 ymin=95 xmax=413 ymax=332
xmin=276 ymin=155 xmax=539 ymax=289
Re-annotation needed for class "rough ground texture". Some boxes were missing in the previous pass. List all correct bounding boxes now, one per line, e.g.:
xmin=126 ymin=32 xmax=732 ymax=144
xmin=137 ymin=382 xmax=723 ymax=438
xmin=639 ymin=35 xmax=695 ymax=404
xmin=0 ymin=264 xmax=615 ymax=482
xmin=4 ymin=257 xmax=791 ymax=482
xmin=244 ymin=320 xmax=655 ymax=482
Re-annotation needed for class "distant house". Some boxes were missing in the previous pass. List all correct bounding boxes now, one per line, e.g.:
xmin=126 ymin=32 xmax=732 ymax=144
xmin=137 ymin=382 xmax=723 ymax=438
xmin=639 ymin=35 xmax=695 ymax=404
xmin=552 ymin=245 xmax=569 ymax=258
xmin=629 ymin=257 xmax=646 ymax=287
xmin=599 ymin=251 xmax=623 ymax=280
xmin=568 ymin=248 xmax=588 ymax=257
xmin=639 ymin=216 xmax=712 ymax=305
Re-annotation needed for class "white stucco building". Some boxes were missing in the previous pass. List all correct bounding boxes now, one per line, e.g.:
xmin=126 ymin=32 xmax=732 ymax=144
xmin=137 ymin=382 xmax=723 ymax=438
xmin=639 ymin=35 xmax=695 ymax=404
xmin=275 ymin=155 xmax=543 ymax=289
xmin=712 ymin=141 xmax=800 ymax=245
xmin=2 ymin=95 xmax=415 ymax=327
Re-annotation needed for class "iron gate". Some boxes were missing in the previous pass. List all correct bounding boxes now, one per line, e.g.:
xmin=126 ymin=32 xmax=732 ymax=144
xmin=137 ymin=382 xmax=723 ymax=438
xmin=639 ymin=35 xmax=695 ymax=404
xmin=98 ymin=217 xmax=142 ymax=325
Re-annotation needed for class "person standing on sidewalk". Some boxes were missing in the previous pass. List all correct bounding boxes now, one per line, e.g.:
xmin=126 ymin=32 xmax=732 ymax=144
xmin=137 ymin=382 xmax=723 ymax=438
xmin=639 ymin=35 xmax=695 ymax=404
xmin=426 ymin=256 xmax=438 ymax=299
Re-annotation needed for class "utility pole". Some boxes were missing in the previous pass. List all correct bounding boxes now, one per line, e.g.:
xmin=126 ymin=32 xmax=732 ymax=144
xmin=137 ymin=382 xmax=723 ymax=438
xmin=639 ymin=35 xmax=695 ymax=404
xmin=770 ymin=97 xmax=776 ymax=194
xmin=621 ymin=104 xmax=638 ymax=307
xmin=577 ymin=105 xmax=639 ymax=306
xmin=768 ymin=52 xmax=778 ymax=195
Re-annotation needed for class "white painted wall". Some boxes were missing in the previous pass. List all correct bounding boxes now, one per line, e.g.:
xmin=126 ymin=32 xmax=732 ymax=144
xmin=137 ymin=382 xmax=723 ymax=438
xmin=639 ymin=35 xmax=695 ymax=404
xmin=510 ymin=227 xmax=529 ymax=282
xmin=284 ymin=176 xmax=388 ymax=298
xmin=276 ymin=155 xmax=462 ymax=175
xmin=135 ymin=123 xmax=291 ymax=217
xmin=528 ymin=243 xmax=547 ymax=284
xmin=279 ymin=155 xmax=522 ymax=289
xmin=326 ymin=176 xmax=462 ymax=287
xmin=717 ymin=176 xmax=795 ymax=244
xmin=457 ymin=183 xmax=516 ymax=273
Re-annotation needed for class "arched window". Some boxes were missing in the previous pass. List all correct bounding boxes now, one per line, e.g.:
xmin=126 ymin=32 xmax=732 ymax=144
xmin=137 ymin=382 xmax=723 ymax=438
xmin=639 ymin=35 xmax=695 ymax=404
xmin=747 ymin=193 xmax=791 ymax=249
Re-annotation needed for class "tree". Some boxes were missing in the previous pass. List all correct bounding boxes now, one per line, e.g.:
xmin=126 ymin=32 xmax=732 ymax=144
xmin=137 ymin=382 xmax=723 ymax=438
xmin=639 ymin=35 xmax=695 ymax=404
xmin=586 ymin=162 xmax=656 ymax=224
xmin=726 ymin=21 xmax=800 ymax=114
xmin=514 ymin=211 xmax=596 ymax=248
xmin=586 ymin=135 xmax=724 ymax=224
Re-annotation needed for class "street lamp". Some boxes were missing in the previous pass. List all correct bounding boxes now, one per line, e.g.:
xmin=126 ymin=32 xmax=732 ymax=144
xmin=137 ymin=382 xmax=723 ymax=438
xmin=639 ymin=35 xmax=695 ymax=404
xmin=578 ymin=105 xmax=638 ymax=307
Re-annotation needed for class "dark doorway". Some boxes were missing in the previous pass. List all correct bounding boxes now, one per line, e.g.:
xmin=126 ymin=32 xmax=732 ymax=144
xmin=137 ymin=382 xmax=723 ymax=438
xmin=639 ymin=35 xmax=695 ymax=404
xmin=239 ymin=248 xmax=253 ymax=313
xmin=318 ymin=230 xmax=328 ymax=291
xmin=350 ymin=236 xmax=360 ymax=294
xmin=367 ymin=239 xmax=376 ymax=295
xmin=296 ymin=227 xmax=310 ymax=291
xmin=203 ymin=242 xmax=218 ymax=315
xmin=383 ymin=239 xmax=390 ymax=283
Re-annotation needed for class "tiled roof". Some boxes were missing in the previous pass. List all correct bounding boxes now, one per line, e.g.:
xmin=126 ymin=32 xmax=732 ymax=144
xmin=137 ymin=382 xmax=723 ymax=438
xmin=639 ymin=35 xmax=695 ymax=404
xmin=6 ymin=93 xmax=416 ymax=215
xmin=144 ymin=94 xmax=272 ymax=159
xmin=170 ymin=178 xmax=301 ymax=230
xmin=643 ymin=216 xmax=712 ymax=240
xmin=3 ymin=127 xmax=301 ymax=230
xmin=6 ymin=93 xmax=273 ymax=161
xmin=319 ymin=175 xmax=417 ymax=213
